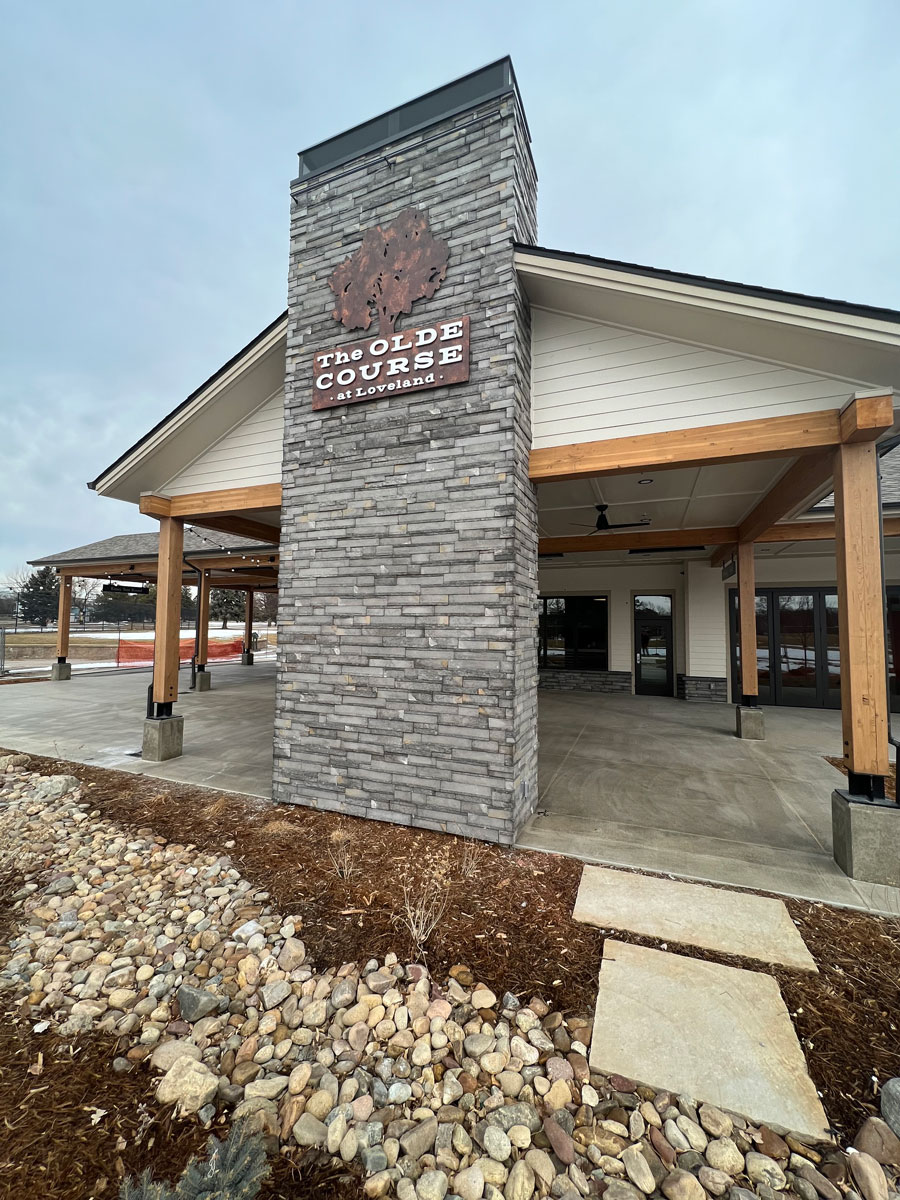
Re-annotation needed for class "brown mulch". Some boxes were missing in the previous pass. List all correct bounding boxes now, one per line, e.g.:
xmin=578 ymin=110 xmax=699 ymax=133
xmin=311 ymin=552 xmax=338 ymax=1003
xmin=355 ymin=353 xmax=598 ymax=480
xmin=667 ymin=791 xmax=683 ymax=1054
xmin=826 ymin=754 xmax=898 ymax=801
xmin=0 ymin=749 xmax=899 ymax=1195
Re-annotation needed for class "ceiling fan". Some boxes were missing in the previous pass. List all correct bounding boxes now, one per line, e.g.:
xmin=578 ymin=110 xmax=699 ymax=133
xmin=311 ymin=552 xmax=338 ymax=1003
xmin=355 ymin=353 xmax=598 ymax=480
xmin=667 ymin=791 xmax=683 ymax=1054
xmin=572 ymin=504 xmax=652 ymax=534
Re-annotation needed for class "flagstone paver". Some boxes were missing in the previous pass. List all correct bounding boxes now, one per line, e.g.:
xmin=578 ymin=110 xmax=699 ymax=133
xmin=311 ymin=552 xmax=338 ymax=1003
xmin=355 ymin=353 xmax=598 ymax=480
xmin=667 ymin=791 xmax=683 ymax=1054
xmin=574 ymin=864 xmax=817 ymax=971
xmin=589 ymin=939 xmax=830 ymax=1139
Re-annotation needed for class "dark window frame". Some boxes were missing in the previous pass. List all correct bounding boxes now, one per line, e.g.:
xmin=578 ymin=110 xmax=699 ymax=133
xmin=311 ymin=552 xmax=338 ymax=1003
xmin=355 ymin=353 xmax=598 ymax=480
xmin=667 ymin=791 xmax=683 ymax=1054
xmin=538 ymin=594 xmax=610 ymax=672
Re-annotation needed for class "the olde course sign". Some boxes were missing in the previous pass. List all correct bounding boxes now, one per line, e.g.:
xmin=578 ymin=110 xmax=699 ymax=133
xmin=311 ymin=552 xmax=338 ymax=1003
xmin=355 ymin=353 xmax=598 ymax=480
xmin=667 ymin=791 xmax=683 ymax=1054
xmin=313 ymin=208 xmax=470 ymax=411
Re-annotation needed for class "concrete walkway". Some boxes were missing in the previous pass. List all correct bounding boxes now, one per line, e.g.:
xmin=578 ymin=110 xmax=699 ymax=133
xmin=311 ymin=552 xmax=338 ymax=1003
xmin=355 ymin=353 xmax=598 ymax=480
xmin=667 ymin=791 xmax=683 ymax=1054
xmin=0 ymin=663 xmax=274 ymax=797
xmin=519 ymin=690 xmax=900 ymax=916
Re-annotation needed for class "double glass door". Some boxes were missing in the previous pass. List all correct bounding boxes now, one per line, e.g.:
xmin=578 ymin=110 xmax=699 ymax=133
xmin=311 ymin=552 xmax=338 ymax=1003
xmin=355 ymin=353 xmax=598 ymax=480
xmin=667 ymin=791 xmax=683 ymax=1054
xmin=729 ymin=588 xmax=842 ymax=709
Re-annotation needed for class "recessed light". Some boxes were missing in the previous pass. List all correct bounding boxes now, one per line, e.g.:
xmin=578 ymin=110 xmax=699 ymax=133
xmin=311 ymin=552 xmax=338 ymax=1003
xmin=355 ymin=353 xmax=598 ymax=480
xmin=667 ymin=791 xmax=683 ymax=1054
xmin=638 ymin=477 xmax=653 ymax=485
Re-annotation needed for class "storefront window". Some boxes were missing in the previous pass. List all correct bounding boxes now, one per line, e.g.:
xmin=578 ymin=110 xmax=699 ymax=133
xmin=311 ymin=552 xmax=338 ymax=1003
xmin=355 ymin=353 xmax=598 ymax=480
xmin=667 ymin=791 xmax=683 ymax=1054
xmin=538 ymin=596 xmax=609 ymax=671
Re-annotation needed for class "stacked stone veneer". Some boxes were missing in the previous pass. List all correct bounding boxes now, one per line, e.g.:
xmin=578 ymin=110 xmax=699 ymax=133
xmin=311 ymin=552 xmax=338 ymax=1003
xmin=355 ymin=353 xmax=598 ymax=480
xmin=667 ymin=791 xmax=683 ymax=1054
xmin=538 ymin=669 xmax=632 ymax=694
xmin=274 ymin=93 xmax=539 ymax=844
xmin=677 ymin=674 xmax=728 ymax=703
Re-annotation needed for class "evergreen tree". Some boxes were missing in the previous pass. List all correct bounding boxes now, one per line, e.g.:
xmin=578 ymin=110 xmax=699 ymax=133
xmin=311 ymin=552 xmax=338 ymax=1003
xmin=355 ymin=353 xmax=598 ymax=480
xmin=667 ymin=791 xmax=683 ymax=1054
xmin=209 ymin=589 xmax=244 ymax=629
xmin=119 ymin=1123 xmax=268 ymax=1200
xmin=181 ymin=586 xmax=197 ymax=622
xmin=18 ymin=566 xmax=59 ymax=628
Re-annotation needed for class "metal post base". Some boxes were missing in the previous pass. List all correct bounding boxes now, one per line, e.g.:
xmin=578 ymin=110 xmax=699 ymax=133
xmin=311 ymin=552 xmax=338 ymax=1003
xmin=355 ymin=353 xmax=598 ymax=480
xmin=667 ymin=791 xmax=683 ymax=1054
xmin=832 ymin=788 xmax=900 ymax=886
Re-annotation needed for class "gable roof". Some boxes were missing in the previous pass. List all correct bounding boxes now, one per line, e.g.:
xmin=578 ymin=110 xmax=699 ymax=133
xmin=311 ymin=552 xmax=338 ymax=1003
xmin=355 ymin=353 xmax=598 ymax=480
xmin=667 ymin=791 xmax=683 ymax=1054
xmin=30 ymin=529 xmax=277 ymax=568
xmin=89 ymin=312 xmax=287 ymax=502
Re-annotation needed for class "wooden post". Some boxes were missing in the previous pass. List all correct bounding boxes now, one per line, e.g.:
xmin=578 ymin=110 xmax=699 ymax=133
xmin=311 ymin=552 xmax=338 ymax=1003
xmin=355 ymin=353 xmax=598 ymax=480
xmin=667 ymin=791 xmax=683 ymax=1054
xmin=152 ymin=516 xmax=184 ymax=707
xmin=737 ymin=543 xmax=758 ymax=704
xmin=56 ymin=574 xmax=73 ymax=662
xmin=244 ymin=589 xmax=254 ymax=653
xmin=833 ymin=441 xmax=889 ymax=791
xmin=197 ymin=571 xmax=210 ymax=667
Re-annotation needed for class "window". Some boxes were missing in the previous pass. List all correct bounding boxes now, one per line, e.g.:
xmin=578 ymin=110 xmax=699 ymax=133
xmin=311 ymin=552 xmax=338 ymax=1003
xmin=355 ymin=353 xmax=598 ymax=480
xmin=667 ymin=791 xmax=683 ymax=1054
xmin=634 ymin=594 xmax=672 ymax=616
xmin=538 ymin=595 xmax=609 ymax=671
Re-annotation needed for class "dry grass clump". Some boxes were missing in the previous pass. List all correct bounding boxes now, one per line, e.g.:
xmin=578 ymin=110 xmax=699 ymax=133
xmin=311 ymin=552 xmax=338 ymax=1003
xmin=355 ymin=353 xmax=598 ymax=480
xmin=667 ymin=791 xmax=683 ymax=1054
xmin=397 ymin=851 xmax=451 ymax=959
xmin=327 ymin=822 xmax=356 ymax=880
xmin=459 ymin=838 xmax=488 ymax=879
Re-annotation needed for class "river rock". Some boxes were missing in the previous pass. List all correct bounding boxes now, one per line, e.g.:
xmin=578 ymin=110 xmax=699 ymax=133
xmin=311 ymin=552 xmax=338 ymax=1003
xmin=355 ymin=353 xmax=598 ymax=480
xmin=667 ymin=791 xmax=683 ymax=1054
xmin=745 ymin=1152 xmax=788 ymax=1190
xmin=849 ymin=1150 xmax=889 ymax=1200
xmin=176 ymin=983 xmax=219 ymax=1023
xmin=856 ymin=1117 xmax=900 ymax=1166
xmin=156 ymin=1057 xmax=218 ymax=1114
xmin=706 ymin=1137 xmax=745 ymax=1175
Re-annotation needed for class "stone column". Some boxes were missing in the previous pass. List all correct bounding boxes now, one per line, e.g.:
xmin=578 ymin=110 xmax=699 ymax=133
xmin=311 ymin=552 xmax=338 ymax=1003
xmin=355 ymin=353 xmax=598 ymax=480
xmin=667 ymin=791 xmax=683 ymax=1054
xmin=275 ymin=81 xmax=539 ymax=843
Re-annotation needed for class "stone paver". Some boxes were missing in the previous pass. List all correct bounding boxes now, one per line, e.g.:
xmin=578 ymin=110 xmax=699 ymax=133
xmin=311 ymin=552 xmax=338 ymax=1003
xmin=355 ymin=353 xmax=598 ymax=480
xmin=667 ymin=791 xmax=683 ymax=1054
xmin=574 ymin=864 xmax=817 ymax=972
xmin=589 ymin=940 xmax=829 ymax=1139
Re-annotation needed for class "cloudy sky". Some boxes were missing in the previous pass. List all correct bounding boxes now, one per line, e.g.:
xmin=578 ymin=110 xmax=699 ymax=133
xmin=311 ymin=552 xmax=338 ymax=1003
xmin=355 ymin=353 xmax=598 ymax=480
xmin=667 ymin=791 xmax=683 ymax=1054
xmin=1 ymin=0 xmax=898 ymax=580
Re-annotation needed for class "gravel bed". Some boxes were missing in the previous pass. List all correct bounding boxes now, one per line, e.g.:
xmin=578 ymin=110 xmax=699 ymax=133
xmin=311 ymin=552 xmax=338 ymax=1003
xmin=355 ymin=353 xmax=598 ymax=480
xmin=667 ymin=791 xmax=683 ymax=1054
xmin=1 ymin=755 xmax=898 ymax=1200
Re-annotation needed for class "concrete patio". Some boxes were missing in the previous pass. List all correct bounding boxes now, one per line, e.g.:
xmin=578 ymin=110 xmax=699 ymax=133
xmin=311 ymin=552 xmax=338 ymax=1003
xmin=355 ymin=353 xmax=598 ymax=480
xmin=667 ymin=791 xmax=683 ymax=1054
xmin=1 ymin=667 xmax=898 ymax=914
xmin=522 ymin=690 xmax=900 ymax=915
xmin=0 ymin=662 xmax=274 ymax=798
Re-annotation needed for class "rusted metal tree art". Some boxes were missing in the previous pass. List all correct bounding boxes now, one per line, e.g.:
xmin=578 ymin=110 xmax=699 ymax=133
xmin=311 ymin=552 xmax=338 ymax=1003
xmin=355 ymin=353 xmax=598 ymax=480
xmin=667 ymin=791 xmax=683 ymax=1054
xmin=328 ymin=209 xmax=450 ymax=336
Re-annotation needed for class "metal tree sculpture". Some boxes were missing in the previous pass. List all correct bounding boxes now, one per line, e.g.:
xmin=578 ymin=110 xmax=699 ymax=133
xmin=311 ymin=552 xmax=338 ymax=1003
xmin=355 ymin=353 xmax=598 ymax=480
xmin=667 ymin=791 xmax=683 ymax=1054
xmin=328 ymin=209 xmax=449 ymax=336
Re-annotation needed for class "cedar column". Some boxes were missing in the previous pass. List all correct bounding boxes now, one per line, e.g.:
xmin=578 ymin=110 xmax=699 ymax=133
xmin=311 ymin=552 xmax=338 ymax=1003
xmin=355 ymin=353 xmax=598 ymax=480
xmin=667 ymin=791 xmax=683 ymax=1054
xmin=50 ymin=574 xmax=74 ymax=680
xmin=151 ymin=516 xmax=184 ymax=710
xmin=833 ymin=440 xmax=889 ymax=796
xmin=56 ymin=575 xmax=72 ymax=662
xmin=737 ymin=542 xmax=758 ymax=706
xmin=196 ymin=571 xmax=210 ymax=668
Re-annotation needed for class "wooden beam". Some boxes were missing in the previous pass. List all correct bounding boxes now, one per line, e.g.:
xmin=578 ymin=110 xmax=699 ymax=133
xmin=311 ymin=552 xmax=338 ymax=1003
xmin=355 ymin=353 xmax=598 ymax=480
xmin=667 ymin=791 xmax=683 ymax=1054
xmin=539 ymin=527 xmax=739 ymax=555
xmin=197 ymin=571 xmax=210 ymax=667
xmin=834 ymin=441 xmax=890 ymax=778
xmin=244 ymin=589 xmax=254 ymax=653
xmin=737 ymin=452 xmax=835 ymax=544
xmin=139 ymin=494 xmax=172 ymax=518
xmin=188 ymin=514 xmax=280 ymax=545
xmin=529 ymin=409 xmax=843 ymax=483
xmin=840 ymin=393 xmax=894 ymax=443
xmin=56 ymin=575 xmax=73 ymax=661
xmin=152 ymin=516 xmax=184 ymax=706
xmin=737 ymin=543 xmax=757 ymax=702
xmin=169 ymin=484 xmax=281 ymax=517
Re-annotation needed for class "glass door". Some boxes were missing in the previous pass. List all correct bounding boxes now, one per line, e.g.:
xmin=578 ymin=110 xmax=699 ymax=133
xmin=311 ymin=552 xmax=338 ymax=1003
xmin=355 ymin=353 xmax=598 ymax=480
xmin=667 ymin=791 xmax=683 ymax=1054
xmin=634 ymin=595 xmax=673 ymax=696
xmin=773 ymin=592 xmax=819 ymax=708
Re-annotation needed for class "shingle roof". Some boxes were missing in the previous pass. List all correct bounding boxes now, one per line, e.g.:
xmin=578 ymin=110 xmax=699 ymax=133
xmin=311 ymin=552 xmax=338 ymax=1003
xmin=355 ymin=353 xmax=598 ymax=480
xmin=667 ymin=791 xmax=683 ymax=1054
xmin=29 ymin=529 xmax=277 ymax=567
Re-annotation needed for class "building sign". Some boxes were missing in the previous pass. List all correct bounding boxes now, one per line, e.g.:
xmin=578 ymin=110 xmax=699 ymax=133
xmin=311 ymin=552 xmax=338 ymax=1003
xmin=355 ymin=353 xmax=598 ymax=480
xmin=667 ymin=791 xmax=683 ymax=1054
xmin=721 ymin=557 xmax=737 ymax=581
xmin=312 ymin=317 xmax=470 ymax=411
xmin=313 ymin=206 xmax=469 ymax=411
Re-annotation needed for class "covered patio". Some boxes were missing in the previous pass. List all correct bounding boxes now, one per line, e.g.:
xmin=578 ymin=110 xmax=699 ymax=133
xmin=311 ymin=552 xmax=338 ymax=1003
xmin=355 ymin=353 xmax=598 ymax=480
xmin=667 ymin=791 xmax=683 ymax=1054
xmin=521 ymin=690 xmax=900 ymax=915
xmin=3 ymin=662 xmax=899 ymax=913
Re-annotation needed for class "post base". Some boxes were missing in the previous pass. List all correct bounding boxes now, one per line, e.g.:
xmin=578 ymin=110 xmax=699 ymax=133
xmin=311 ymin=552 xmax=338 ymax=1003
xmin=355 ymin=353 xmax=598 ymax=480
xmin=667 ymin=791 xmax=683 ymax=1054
xmin=142 ymin=715 xmax=184 ymax=762
xmin=241 ymin=651 xmax=254 ymax=666
xmin=196 ymin=669 xmax=212 ymax=692
xmin=735 ymin=705 xmax=764 ymax=740
xmin=50 ymin=662 xmax=72 ymax=681
xmin=832 ymin=789 xmax=900 ymax=887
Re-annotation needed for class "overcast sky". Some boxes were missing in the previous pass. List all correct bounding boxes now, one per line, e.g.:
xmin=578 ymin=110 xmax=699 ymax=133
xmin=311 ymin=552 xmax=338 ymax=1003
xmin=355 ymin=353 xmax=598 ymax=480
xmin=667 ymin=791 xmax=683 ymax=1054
xmin=1 ymin=0 xmax=898 ymax=581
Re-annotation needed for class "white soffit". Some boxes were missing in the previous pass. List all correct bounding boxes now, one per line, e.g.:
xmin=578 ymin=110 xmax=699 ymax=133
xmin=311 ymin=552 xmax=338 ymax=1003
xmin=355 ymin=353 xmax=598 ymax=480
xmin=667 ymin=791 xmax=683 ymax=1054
xmin=516 ymin=251 xmax=900 ymax=391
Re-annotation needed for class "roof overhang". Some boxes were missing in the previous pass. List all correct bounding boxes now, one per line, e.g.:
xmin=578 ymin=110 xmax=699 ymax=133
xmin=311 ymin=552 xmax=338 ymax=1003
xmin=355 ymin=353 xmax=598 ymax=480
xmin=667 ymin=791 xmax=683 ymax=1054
xmin=89 ymin=313 xmax=287 ymax=505
xmin=515 ymin=245 xmax=900 ymax=392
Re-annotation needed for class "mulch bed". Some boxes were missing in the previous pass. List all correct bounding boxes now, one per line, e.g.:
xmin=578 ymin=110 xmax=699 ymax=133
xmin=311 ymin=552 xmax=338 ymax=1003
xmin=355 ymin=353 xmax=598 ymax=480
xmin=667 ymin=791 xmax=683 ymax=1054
xmin=1 ymin=748 xmax=899 ymax=1194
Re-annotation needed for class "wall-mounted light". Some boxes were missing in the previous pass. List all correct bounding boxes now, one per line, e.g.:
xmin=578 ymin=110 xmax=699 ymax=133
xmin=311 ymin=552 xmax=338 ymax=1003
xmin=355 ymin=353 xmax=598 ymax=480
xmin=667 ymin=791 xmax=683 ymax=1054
xmin=638 ymin=477 xmax=653 ymax=486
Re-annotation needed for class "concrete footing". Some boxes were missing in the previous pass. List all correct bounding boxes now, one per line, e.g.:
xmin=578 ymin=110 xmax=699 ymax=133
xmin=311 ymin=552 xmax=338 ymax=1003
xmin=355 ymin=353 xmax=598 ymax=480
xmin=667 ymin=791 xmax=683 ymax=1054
xmin=735 ymin=705 xmax=765 ymax=740
xmin=196 ymin=669 xmax=212 ymax=692
xmin=142 ymin=715 xmax=184 ymax=762
xmin=241 ymin=651 xmax=254 ymax=666
xmin=832 ymin=789 xmax=900 ymax=887
xmin=50 ymin=662 xmax=72 ymax=681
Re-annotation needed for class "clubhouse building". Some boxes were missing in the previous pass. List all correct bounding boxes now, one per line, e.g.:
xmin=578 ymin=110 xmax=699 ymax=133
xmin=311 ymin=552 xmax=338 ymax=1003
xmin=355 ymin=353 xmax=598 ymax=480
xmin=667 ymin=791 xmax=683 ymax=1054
xmin=34 ymin=60 xmax=900 ymax=887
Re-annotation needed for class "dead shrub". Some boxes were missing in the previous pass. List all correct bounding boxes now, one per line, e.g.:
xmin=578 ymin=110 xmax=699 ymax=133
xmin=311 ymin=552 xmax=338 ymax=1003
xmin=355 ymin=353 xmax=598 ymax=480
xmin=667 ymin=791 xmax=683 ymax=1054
xmin=458 ymin=838 xmax=487 ymax=879
xmin=327 ymin=822 xmax=356 ymax=879
xmin=397 ymin=854 xmax=451 ymax=959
